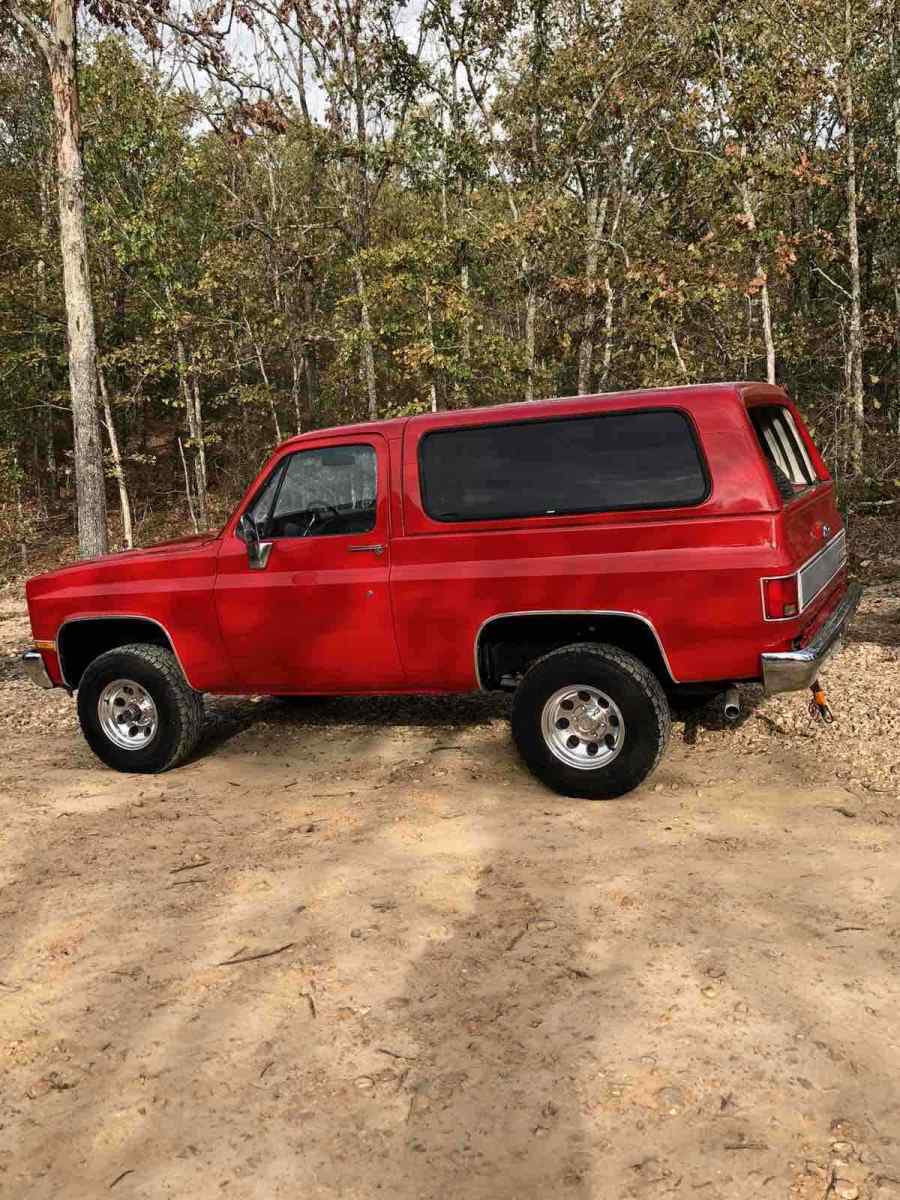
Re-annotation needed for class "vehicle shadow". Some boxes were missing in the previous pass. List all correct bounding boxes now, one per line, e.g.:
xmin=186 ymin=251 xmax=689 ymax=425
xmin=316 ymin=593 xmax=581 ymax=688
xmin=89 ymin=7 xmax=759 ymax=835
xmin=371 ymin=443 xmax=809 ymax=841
xmin=191 ymin=691 xmax=513 ymax=763
xmin=671 ymin=686 xmax=768 ymax=747
xmin=389 ymin=853 xmax=596 ymax=1198
xmin=194 ymin=684 xmax=773 ymax=767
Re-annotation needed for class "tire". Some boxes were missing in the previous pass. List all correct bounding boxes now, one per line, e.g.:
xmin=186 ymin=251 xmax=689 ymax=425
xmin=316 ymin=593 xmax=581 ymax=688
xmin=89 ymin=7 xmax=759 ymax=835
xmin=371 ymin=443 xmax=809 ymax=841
xmin=76 ymin=643 xmax=204 ymax=773
xmin=511 ymin=642 xmax=670 ymax=800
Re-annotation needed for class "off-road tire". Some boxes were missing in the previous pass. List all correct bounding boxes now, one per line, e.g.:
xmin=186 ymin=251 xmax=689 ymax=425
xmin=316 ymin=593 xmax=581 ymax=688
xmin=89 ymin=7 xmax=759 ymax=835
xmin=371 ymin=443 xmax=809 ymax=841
xmin=511 ymin=642 xmax=670 ymax=799
xmin=76 ymin=643 xmax=204 ymax=773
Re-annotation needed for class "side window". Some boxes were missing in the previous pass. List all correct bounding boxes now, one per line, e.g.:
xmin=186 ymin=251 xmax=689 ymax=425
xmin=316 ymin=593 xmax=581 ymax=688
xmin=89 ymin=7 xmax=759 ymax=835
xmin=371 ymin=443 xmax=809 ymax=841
xmin=265 ymin=443 xmax=377 ymax=539
xmin=748 ymin=405 xmax=817 ymax=499
xmin=419 ymin=409 xmax=708 ymax=522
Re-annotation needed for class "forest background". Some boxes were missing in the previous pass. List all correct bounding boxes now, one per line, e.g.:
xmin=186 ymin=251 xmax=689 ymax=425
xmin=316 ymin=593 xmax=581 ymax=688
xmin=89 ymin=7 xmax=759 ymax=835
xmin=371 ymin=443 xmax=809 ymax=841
xmin=1 ymin=0 xmax=898 ymax=565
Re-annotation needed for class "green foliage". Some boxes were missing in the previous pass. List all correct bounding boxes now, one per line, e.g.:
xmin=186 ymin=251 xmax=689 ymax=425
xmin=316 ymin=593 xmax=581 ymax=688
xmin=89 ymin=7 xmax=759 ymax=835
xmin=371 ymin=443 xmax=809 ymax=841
xmin=1 ymin=0 xmax=900 ymax=542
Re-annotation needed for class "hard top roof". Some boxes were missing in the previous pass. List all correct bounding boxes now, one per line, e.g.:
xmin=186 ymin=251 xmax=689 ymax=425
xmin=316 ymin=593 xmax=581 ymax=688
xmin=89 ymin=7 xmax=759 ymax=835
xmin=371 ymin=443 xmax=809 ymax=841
xmin=278 ymin=381 xmax=786 ymax=450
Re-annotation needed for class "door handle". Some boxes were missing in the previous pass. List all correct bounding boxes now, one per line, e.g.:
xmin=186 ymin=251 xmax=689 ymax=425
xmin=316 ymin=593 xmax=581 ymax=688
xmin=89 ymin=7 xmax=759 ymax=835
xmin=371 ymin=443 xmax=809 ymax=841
xmin=348 ymin=543 xmax=385 ymax=556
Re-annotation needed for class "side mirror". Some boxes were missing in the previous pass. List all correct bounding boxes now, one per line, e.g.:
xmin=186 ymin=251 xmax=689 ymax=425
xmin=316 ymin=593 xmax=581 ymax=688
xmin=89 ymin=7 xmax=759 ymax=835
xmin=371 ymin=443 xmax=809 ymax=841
xmin=238 ymin=512 xmax=272 ymax=571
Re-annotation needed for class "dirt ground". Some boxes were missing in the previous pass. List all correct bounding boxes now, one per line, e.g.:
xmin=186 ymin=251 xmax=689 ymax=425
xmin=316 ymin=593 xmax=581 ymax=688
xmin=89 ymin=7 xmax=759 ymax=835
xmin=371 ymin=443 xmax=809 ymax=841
xmin=2 ymin=580 xmax=900 ymax=1200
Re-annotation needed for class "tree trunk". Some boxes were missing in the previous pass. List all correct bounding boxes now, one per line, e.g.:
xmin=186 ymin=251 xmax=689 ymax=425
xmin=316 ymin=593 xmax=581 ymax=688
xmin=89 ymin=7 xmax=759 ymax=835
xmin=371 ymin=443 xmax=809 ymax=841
xmin=354 ymin=262 xmax=378 ymax=419
xmin=45 ymin=0 xmax=108 ymax=556
xmin=426 ymin=284 xmax=440 ymax=412
xmin=845 ymin=0 xmax=865 ymax=472
xmin=14 ymin=453 xmax=27 ymax=571
xmin=599 ymin=279 xmax=615 ymax=389
xmin=759 ymin=270 xmax=776 ymax=385
xmin=246 ymin=323 xmax=282 ymax=443
xmin=45 ymin=406 xmax=57 ymax=500
xmin=577 ymin=191 xmax=609 ymax=395
xmin=524 ymin=269 xmax=536 ymax=403
xmin=291 ymin=348 xmax=303 ymax=435
xmin=739 ymin=181 xmax=776 ymax=384
xmin=97 ymin=365 xmax=133 ymax=549
xmin=459 ymin=258 xmax=471 ymax=388
xmin=175 ymin=336 xmax=209 ymax=529
xmin=190 ymin=375 xmax=209 ymax=527
xmin=178 ymin=436 xmax=199 ymax=534
xmin=302 ymin=276 xmax=319 ymax=413
xmin=889 ymin=0 xmax=900 ymax=432
xmin=35 ymin=147 xmax=58 ymax=501
xmin=670 ymin=327 xmax=688 ymax=378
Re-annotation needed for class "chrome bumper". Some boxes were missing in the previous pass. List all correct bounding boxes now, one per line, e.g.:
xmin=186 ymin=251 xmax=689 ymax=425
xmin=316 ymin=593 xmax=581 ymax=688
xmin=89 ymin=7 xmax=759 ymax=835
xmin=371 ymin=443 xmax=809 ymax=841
xmin=22 ymin=650 xmax=54 ymax=690
xmin=761 ymin=583 xmax=862 ymax=695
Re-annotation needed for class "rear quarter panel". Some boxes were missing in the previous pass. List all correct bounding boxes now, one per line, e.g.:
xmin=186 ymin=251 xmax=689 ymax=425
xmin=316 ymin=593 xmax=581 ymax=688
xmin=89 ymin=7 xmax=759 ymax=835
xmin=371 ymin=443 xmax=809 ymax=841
xmin=392 ymin=388 xmax=802 ymax=688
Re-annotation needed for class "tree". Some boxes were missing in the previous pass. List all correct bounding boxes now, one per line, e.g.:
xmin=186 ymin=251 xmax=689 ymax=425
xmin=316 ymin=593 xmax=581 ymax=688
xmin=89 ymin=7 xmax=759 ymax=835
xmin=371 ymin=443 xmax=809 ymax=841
xmin=2 ymin=1 xmax=108 ymax=555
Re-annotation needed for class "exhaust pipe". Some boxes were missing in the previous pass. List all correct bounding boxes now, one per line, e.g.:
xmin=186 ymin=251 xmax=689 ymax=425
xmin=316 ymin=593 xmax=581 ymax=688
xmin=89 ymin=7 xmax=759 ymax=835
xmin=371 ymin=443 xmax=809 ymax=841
xmin=722 ymin=686 xmax=740 ymax=722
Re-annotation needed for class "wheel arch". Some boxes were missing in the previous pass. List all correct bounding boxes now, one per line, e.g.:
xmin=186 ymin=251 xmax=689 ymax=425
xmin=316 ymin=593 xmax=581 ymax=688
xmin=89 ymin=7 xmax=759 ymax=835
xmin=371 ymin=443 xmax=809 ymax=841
xmin=475 ymin=610 xmax=677 ymax=691
xmin=57 ymin=615 xmax=192 ymax=690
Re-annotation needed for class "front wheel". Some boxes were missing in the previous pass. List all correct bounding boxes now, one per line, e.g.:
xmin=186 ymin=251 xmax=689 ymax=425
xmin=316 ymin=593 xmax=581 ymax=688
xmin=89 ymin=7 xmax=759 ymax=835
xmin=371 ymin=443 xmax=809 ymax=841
xmin=76 ymin=643 xmax=204 ymax=773
xmin=511 ymin=642 xmax=670 ymax=799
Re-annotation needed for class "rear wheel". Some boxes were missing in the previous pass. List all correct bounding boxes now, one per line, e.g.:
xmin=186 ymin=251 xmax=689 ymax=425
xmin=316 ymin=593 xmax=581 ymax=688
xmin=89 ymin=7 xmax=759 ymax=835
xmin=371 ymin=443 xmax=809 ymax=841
xmin=511 ymin=642 xmax=670 ymax=799
xmin=76 ymin=643 xmax=204 ymax=773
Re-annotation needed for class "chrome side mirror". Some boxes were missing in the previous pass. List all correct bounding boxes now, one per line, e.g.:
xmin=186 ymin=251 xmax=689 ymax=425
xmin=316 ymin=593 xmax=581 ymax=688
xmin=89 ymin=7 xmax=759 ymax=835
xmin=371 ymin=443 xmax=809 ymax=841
xmin=238 ymin=513 xmax=273 ymax=571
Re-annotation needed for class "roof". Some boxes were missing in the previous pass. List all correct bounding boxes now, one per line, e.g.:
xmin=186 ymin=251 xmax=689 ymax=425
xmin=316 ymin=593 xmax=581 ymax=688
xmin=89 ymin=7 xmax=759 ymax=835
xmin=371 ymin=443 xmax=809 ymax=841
xmin=278 ymin=381 xmax=786 ymax=450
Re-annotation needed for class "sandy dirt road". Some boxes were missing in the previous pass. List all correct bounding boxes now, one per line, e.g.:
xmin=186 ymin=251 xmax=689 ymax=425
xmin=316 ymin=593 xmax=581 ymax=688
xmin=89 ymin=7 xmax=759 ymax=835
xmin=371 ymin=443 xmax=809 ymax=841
xmin=1 ymin=587 xmax=900 ymax=1200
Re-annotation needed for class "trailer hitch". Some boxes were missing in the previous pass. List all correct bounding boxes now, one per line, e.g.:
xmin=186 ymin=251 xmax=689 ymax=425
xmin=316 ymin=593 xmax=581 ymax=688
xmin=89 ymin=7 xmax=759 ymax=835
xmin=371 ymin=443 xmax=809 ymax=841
xmin=809 ymin=678 xmax=834 ymax=724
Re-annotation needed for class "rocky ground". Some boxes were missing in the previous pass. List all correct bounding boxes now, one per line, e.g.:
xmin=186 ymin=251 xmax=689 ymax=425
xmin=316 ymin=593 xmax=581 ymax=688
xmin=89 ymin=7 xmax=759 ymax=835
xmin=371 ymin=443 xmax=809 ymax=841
xmin=1 ymin=579 xmax=899 ymax=1199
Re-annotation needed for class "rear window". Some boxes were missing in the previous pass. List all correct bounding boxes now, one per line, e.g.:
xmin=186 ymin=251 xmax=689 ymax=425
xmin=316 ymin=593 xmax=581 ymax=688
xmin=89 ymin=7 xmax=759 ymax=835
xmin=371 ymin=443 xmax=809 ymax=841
xmin=748 ymin=405 xmax=818 ymax=500
xmin=418 ymin=409 xmax=708 ymax=523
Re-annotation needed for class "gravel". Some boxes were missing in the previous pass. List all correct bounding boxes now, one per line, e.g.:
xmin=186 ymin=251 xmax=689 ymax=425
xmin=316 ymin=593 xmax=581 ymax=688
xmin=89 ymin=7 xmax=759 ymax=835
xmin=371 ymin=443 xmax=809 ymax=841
xmin=672 ymin=582 xmax=900 ymax=795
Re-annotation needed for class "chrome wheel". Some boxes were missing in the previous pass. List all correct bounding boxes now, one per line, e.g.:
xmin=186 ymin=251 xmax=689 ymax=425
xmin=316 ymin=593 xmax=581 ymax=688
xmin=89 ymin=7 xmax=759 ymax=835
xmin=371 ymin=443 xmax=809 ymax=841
xmin=540 ymin=684 xmax=625 ymax=770
xmin=97 ymin=678 xmax=159 ymax=751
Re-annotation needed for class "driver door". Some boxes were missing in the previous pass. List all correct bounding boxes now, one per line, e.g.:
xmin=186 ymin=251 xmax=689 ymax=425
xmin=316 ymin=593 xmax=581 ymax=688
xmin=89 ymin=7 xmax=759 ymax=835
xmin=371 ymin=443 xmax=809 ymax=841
xmin=214 ymin=434 xmax=405 ymax=692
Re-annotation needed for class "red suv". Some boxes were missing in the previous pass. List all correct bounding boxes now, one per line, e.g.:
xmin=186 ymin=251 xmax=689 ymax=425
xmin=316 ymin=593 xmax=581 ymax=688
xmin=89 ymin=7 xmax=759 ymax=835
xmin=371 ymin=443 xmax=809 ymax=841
xmin=22 ymin=383 xmax=859 ymax=798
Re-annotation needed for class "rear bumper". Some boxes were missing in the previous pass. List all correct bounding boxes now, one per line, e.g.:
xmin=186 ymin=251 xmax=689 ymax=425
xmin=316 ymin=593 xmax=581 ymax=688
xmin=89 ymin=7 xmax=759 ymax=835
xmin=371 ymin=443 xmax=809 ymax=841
xmin=761 ymin=583 xmax=862 ymax=695
xmin=22 ymin=650 xmax=54 ymax=690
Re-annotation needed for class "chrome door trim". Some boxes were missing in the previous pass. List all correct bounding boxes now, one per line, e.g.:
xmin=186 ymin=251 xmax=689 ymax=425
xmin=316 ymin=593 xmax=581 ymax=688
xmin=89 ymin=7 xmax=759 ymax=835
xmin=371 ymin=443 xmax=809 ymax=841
xmin=56 ymin=613 xmax=197 ymax=690
xmin=248 ymin=541 xmax=273 ymax=570
xmin=473 ymin=609 xmax=678 ymax=690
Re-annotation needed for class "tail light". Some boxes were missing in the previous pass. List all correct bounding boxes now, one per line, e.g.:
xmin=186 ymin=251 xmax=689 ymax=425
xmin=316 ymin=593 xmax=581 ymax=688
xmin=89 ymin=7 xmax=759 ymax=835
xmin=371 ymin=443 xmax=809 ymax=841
xmin=763 ymin=574 xmax=800 ymax=619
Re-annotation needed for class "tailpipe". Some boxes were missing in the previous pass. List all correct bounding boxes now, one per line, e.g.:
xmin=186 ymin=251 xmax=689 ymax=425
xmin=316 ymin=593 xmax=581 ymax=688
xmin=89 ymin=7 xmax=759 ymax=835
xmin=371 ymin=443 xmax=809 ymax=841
xmin=722 ymin=686 xmax=740 ymax=722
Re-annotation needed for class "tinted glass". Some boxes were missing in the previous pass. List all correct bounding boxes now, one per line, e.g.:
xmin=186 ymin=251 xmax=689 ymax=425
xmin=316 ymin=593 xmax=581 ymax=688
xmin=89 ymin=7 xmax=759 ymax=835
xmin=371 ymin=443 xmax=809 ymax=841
xmin=419 ymin=410 xmax=707 ymax=522
xmin=257 ymin=443 xmax=377 ymax=538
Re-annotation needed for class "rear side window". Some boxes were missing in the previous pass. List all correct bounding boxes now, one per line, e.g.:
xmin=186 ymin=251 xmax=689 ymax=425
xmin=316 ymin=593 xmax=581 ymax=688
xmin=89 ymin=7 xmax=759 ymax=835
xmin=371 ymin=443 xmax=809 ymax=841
xmin=748 ymin=405 xmax=817 ymax=499
xmin=419 ymin=409 xmax=708 ymax=522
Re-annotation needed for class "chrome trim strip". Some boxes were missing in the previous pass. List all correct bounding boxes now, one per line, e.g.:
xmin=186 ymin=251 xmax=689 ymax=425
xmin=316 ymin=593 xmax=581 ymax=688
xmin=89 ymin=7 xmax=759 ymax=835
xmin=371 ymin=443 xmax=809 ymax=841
xmin=22 ymin=650 xmax=54 ymax=690
xmin=761 ymin=583 xmax=861 ymax=695
xmin=473 ymin=609 xmax=678 ymax=690
xmin=248 ymin=541 xmax=273 ymax=570
xmin=798 ymin=528 xmax=846 ymax=610
xmin=56 ymin=614 xmax=196 ymax=690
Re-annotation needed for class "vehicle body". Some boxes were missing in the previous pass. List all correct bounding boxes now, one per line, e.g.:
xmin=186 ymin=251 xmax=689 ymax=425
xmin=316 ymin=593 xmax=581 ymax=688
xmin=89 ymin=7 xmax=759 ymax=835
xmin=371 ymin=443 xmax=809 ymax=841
xmin=23 ymin=382 xmax=860 ymax=798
